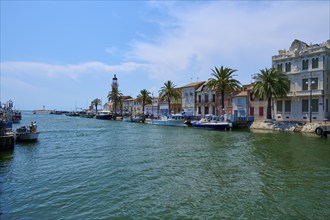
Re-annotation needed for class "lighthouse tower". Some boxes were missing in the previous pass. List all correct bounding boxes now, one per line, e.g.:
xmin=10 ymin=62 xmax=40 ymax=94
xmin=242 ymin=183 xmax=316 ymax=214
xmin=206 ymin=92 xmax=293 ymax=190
xmin=112 ymin=74 xmax=118 ymax=90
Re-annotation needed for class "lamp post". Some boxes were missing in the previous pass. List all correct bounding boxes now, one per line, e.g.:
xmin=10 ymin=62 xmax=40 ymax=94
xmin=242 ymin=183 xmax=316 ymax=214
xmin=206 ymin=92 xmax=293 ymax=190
xmin=151 ymin=93 xmax=154 ymax=119
xmin=307 ymin=73 xmax=315 ymax=123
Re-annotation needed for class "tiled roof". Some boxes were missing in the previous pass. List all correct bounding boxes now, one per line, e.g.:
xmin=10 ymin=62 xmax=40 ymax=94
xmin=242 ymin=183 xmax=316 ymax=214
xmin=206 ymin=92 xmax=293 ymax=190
xmin=180 ymin=81 xmax=205 ymax=88
xmin=235 ymin=91 xmax=248 ymax=97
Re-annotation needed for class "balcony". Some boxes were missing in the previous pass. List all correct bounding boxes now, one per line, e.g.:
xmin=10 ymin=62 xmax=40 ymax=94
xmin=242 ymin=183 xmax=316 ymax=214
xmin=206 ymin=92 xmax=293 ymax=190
xmin=287 ymin=90 xmax=323 ymax=97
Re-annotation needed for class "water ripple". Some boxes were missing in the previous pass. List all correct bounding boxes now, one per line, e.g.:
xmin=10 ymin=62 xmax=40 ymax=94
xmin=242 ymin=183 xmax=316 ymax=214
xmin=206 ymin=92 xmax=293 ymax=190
xmin=1 ymin=113 xmax=329 ymax=219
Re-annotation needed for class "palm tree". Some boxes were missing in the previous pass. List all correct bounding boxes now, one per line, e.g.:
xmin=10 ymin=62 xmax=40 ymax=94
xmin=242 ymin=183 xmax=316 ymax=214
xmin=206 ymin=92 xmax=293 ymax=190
xmin=91 ymin=98 xmax=102 ymax=113
xmin=107 ymin=87 xmax=123 ymax=117
xmin=136 ymin=89 xmax=152 ymax=114
xmin=207 ymin=66 xmax=241 ymax=114
xmin=252 ymin=67 xmax=289 ymax=119
xmin=159 ymin=80 xmax=181 ymax=115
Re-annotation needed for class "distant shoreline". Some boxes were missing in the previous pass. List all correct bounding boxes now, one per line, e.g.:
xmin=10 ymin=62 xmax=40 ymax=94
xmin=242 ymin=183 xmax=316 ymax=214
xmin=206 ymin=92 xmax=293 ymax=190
xmin=32 ymin=110 xmax=52 ymax=114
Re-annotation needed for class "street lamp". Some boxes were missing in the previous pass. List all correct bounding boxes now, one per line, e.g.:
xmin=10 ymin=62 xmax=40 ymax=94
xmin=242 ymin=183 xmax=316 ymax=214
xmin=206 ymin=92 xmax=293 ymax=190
xmin=306 ymin=73 xmax=315 ymax=123
xmin=151 ymin=93 xmax=154 ymax=119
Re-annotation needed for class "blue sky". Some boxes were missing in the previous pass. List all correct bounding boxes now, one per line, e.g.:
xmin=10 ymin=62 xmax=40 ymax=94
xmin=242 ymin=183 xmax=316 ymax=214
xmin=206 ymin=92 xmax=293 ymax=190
xmin=1 ymin=0 xmax=329 ymax=110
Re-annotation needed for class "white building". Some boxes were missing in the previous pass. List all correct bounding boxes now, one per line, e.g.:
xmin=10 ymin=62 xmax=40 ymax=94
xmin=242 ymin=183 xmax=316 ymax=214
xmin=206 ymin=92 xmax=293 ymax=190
xmin=195 ymin=82 xmax=217 ymax=116
xmin=180 ymin=81 xmax=205 ymax=116
xmin=144 ymin=97 xmax=160 ymax=116
xmin=272 ymin=39 xmax=330 ymax=122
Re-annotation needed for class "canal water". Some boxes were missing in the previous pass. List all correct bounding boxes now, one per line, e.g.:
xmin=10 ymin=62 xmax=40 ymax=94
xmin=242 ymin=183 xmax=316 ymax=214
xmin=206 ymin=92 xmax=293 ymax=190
xmin=1 ymin=112 xmax=329 ymax=219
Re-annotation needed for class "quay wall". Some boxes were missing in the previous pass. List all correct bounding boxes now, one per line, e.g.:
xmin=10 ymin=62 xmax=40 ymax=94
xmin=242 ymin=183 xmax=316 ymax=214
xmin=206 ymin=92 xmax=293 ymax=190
xmin=0 ymin=135 xmax=15 ymax=151
xmin=249 ymin=120 xmax=329 ymax=133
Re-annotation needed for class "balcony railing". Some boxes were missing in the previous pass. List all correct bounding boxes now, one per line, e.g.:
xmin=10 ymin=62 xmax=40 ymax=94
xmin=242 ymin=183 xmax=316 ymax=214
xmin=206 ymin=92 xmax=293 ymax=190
xmin=287 ymin=90 xmax=323 ymax=97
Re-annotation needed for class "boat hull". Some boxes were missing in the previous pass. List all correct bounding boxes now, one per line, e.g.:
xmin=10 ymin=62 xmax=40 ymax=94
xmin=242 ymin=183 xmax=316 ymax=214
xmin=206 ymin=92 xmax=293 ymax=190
xmin=147 ymin=119 xmax=186 ymax=127
xmin=16 ymin=132 xmax=39 ymax=141
xmin=192 ymin=122 xmax=231 ymax=130
xmin=95 ymin=114 xmax=113 ymax=120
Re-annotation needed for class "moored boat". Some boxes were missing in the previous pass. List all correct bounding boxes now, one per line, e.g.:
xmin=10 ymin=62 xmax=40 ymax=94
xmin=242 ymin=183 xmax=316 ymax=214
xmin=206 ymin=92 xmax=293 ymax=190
xmin=192 ymin=115 xmax=232 ymax=131
xmin=16 ymin=122 xmax=39 ymax=141
xmin=65 ymin=112 xmax=80 ymax=117
xmin=95 ymin=111 xmax=113 ymax=120
xmin=146 ymin=113 xmax=187 ymax=127
xmin=123 ymin=114 xmax=145 ymax=123
xmin=12 ymin=111 xmax=22 ymax=123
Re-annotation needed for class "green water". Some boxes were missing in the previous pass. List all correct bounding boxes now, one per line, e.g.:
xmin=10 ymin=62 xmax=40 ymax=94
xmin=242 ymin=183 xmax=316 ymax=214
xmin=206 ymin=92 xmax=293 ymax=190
xmin=1 ymin=112 xmax=329 ymax=219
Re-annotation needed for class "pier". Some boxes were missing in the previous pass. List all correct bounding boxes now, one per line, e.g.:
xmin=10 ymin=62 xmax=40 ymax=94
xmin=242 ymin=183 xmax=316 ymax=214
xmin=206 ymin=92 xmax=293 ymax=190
xmin=0 ymin=135 xmax=15 ymax=151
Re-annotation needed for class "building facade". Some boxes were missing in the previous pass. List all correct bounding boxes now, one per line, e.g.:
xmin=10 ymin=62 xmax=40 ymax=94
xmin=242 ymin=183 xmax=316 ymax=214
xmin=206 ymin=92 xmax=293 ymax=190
xmin=232 ymin=84 xmax=267 ymax=121
xmin=180 ymin=81 xmax=205 ymax=116
xmin=195 ymin=82 xmax=216 ymax=116
xmin=144 ymin=97 xmax=160 ymax=116
xmin=272 ymin=39 xmax=330 ymax=122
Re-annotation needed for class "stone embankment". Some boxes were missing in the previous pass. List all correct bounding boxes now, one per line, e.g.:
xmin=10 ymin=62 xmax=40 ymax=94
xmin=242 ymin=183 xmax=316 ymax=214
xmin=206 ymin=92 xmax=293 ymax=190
xmin=249 ymin=120 xmax=328 ymax=133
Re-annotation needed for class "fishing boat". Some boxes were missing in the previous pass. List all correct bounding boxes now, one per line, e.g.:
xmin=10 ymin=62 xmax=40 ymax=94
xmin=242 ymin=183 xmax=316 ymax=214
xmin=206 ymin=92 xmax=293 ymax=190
xmin=65 ymin=112 xmax=80 ymax=117
xmin=146 ymin=113 xmax=187 ymax=127
xmin=192 ymin=115 xmax=232 ymax=131
xmin=12 ymin=111 xmax=22 ymax=123
xmin=122 ymin=114 xmax=145 ymax=123
xmin=95 ymin=111 xmax=113 ymax=120
xmin=16 ymin=122 xmax=39 ymax=141
xmin=79 ymin=111 xmax=95 ymax=118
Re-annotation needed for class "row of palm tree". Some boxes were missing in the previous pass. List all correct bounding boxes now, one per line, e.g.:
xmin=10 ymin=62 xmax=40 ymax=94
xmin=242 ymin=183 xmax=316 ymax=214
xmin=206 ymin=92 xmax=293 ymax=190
xmin=93 ymin=66 xmax=289 ymax=120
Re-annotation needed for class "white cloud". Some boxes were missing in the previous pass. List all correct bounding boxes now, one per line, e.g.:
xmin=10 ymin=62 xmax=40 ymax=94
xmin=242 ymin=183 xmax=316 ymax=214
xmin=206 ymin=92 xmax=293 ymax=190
xmin=129 ymin=1 xmax=329 ymax=84
xmin=1 ymin=61 xmax=148 ymax=81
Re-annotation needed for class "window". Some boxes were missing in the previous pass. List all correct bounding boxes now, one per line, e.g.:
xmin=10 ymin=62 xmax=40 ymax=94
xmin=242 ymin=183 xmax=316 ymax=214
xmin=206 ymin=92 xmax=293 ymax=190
xmin=250 ymin=107 xmax=254 ymax=116
xmin=212 ymin=94 xmax=216 ymax=102
xmin=312 ymin=58 xmax=319 ymax=69
xmin=204 ymin=94 xmax=209 ymax=103
xmin=302 ymin=59 xmax=309 ymax=70
xmin=285 ymin=62 xmax=291 ymax=72
xmin=302 ymin=100 xmax=309 ymax=112
xmin=302 ymin=79 xmax=309 ymax=90
xmin=311 ymin=99 xmax=318 ymax=112
xmin=198 ymin=95 xmax=201 ymax=103
xmin=326 ymin=99 xmax=329 ymax=113
xmin=198 ymin=107 xmax=201 ymax=114
xmin=277 ymin=100 xmax=283 ymax=113
xmin=311 ymin=78 xmax=318 ymax=90
xmin=285 ymin=100 xmax=291 ymax=112
xmin=259 ymin=107 xmax=264 ymax=116
xmin=287 ymin=80 xmax=291 ymax=92
xmin=277 ymin=63 xmax=283 ymax=71
xmin=204 ymin=106 xmax=209 ymax=115
xmin=237 ymin=98 xmax=243 ymax=106
xmin=212 ymin=106 xmax=215 ymax=115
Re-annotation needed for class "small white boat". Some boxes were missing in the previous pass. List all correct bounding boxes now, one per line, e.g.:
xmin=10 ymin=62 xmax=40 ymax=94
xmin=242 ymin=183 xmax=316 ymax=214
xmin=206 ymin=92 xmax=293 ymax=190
xmin=146 ymin=113 xmax=187 ymax=127
xmin=192 ymin=115 xmax=232 ymax=131
xmin=16 ymin=123 xmax=39 ymax=141
xmin=95 ymin=111 xmax=113 ymax=120
xmin=122 ymin=115 xmax=145 ymax=123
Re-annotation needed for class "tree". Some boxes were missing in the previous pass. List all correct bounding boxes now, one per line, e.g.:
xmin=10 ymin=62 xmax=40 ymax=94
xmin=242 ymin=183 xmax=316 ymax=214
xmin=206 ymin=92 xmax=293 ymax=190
xmin=91 ymin=98 xmax=102 ymax=113
xmin=159 ymin=80 xmax=181 ymax=115
xmin=107 ymin=87 xmax=123 ymax=117
xmin=136 ymin=89 xmax=152 ymax=114
xmin=252 ymin=67 xmax=289 ymax=119
xmin=207 ymin=66 xmax=241 ymax=114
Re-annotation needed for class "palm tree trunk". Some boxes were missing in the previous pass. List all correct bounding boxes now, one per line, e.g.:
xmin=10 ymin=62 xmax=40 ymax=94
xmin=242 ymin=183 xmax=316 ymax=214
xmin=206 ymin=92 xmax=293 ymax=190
xmin=168 ymin=98 xmax=171 ymax=116
xmin=114 ymin=101 xmax=117 ymax=119
xmin=221 ymin=90 xmax=225 ymax=114
xmin=267 ymin=97 xmax=272 ymax=119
